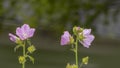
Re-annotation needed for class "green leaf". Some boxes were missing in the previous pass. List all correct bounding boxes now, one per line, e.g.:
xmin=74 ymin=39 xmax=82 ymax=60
xmin=70 ymin=48 xmax=76 ymax=53
xmin=14 ymin=45 xmax=22 ymax=52
xmin=27 ymin=55 xmax=34 ymax=64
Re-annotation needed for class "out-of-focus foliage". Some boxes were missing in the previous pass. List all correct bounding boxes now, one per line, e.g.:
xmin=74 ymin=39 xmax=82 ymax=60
xmin=0 ymin=0 xmax=120 ymax=35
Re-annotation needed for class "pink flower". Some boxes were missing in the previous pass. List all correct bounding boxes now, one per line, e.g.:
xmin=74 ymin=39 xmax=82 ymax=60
xmin=60 ymin=31 xmax=71 ymax=45
xmin=16 ymin=24 xmax=35 ymax=40
xmin=9 ymin=33 xmax=20 ymax=43
xmin=80 ymin=29 xmax=95 ymax=48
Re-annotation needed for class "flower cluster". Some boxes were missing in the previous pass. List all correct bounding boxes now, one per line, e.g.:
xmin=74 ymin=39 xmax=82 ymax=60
xmin=61 ymin=26 xmax=95 ymax=48
xmin=8 ymin=24 xmax=94 ymax=68
xmin=60 ymin=26 xmax=95 ymax=68
xmin=9 ymin=24 xmax=36 ymax=68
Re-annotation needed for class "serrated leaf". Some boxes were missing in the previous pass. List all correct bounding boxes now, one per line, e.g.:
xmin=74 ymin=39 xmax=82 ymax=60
xmin=14 ymin=45 xmax=22 ymax=52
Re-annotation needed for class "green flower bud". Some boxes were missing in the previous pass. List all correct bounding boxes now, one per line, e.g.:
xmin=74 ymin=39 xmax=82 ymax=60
xmin=70 ymin=36 xmax=74 ymax=44
xmin=27 ymin=45 xmax=36 ymax=53
xmin=82 ymin=56 xmax=89 ymax=65
xmin=73 ymin=26 xmax=83 ymax=35
xmin=66 ymin=63 xmax=77 ymax=68
xmin=16 ymin=39 xmax=22 ymax=44
xmin=73 ymin=26 xmax=78 ymax=35
xmin=78 ymin=33 xmax=84 ymax=41
xmin=19 ymin=56 xmax=26 ymax=64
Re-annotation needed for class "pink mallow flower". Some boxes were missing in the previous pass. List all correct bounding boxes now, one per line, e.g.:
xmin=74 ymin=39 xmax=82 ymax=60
xmin=16 ymin=24 xmax=35 ymax=40
xmin=60 ymin=31 xmax=72 ymax=45
xmin=9 ymin=33 xmax=20 ymax=43
xmin=79 ymin=29 xmax=95 ymax=48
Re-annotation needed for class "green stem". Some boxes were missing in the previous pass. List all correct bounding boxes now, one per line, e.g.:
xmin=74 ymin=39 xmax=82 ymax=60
xmin=75 ymin=38 xmax=78 ymax=68
xmin=27 ymin=39 xmax=31 ymax=46
xmin=22 ymin=44 xmax=26 ymax=68
xmin=80 ymin=63 xmax=83 ymax=68
xmin=22 ymin=63 xmax=25 ymax=68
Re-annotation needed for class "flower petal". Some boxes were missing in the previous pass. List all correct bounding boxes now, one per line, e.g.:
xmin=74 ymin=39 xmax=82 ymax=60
xmin=16 ymin=27 xmax=25 ymax=40
xmin=83 ymin=29 xmax=91 ymax=35
xmin=60 ymin=31 xmax=71 ymax=45
xmin=9 ymin=33 xmax=18 ymax=42
xmin=28 ymin=28 xmax=35 ymax=37
xmin=21 ymin=24 xmax=30 ymax=31
xmin=80 ymin=35 xmax=95 ymax=48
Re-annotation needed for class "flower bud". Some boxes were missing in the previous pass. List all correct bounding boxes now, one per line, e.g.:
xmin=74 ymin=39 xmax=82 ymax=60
xmin=27 ymin=45 xmax=36 ymax=53
xmin=82 ymin=56 xmax=89 ymax=65
xmin=70 ymin=36 xmax=74 ymax=44
xmin=66 ymin=63 xmax=77 ymax=68
xmin=19 ymin=56 xmax=26 ymax=64
xmin=78 ymin=33 xmax=84 ymax=41
xmin=9 ymin=33 xmax=21 ymax=43
xmin=73 ymin=26 xmax=83 ymax=35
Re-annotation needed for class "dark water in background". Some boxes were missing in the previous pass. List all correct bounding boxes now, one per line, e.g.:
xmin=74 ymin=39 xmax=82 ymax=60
xmin=0 ymin=32 xmax=120 ymax=68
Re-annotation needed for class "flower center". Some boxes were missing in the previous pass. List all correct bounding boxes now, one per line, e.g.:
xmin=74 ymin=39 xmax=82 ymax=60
xmin=23 ymin=33 xmax=27 ymax=38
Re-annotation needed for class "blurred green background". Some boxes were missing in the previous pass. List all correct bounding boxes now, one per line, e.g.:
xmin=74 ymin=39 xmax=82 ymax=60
xmin=0 ymin=0 xmax=120 ymax=68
